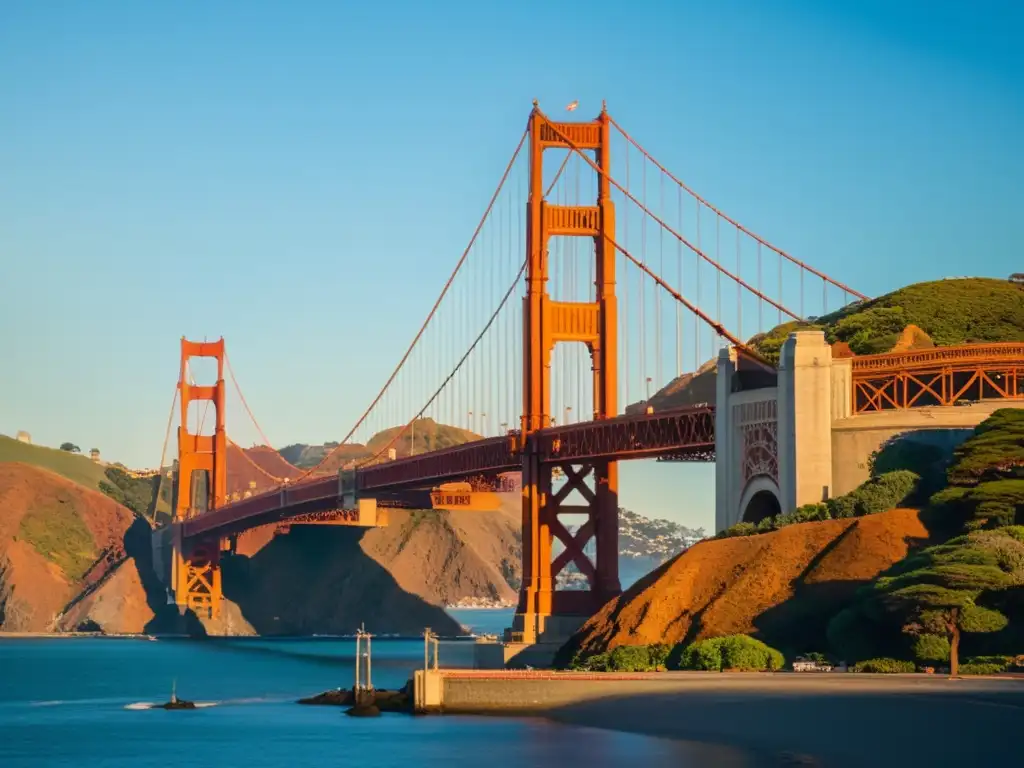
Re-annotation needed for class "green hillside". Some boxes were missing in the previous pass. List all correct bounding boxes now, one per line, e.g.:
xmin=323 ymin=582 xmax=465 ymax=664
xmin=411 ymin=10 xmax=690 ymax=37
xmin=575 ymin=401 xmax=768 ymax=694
xmin=0 ymin=435 xmax=168 ymax=522
xmin=0 ymin=435 xmax=109 ymax=490
xmin=751 ymin=277 xmax=1024 ymax=364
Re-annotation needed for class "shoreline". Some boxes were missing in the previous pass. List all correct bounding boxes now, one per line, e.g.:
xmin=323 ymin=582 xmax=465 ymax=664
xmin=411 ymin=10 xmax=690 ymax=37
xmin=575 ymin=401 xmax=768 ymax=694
xmin=445 ymin=673 xmax=1024 ymax=768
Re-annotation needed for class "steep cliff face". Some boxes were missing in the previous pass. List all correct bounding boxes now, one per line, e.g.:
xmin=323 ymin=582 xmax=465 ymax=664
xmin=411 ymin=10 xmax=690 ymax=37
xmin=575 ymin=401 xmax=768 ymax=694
xmin=0 ymin=463 xmax=152 ymax=633
xmin=0 ymin=460 xmax=523 ymax=636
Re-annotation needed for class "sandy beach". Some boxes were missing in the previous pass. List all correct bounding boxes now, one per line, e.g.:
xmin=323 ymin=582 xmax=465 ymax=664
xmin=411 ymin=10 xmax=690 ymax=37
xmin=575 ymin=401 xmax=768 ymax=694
xmin=539 ymin=673 xmax=1024 ymax=767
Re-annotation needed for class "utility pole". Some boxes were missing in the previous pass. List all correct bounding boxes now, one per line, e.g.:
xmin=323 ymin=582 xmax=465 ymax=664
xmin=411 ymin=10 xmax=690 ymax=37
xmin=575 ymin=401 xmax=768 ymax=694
xmin=355 ymin=623 xmax=373 ymax=704
xmin=422 ymin=627 xmax=439 ymax=671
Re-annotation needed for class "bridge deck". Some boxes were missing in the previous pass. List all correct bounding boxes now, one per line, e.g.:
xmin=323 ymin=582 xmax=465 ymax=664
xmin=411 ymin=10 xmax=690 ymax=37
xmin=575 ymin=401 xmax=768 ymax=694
xmin=182 ymin=406 xmax=716 ymax=540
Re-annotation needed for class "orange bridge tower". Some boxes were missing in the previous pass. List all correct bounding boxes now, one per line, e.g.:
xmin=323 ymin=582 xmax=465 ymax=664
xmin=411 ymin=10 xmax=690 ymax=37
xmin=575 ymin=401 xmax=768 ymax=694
xmin=512 ymin=103 xmax=620 ymax=646
xmin=171 ymin=337 xmax=228 ymax=619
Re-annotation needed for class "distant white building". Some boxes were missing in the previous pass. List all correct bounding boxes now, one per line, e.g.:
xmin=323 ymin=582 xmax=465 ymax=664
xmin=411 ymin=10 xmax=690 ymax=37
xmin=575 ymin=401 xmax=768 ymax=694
xmin=15 ymin=431 xmax=31 ymax=444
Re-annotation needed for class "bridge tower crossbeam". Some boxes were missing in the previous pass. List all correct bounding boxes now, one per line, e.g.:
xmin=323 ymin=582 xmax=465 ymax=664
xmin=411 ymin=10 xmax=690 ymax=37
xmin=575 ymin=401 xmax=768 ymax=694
xmin=171 ymin=337 xmax=228 ymax=620
xmin=512 ymin=103 xmax=620 ymax=645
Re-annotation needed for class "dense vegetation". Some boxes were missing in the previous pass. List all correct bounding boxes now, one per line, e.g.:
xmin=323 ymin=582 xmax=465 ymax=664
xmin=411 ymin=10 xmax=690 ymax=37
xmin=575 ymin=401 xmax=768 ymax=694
xmin=826 ymin=409 xmax=1024 ymax=670
xmin=929 ymin=409 xmax=1024 ymax=531
xmin=99 ymin=466 xmax=171 ymax=523
xmin=749 ymin=277 xmax=1024 ymax=364
xmin=567 ymin=408 xmax=1024 ymax=674
xmin=717 ymin=470 xmax=921 ymax=539
xmin=568 ymin=634 xmax=784 ymax=673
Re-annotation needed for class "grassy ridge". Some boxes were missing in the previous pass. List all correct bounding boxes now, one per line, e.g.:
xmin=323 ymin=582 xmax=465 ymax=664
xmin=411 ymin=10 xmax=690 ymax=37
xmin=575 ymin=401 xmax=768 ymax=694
xmin=750 ymin=277 xmax=1024 ymax=364
xmin=0 ymin=435 xmax=108 ymax=490
xmin=0 ymin=435 xmax=169 ymax=523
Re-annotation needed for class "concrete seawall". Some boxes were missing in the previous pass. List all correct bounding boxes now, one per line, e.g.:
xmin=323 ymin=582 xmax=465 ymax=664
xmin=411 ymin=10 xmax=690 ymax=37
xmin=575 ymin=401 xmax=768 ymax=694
xmin=414 ymin=670 xmax=1024 ymax=767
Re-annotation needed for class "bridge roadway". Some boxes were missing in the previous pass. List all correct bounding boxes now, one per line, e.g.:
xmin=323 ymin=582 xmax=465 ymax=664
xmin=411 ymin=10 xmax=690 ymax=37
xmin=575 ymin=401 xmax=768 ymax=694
xmin=181 ymin=341 xmax=1024 ymax=541
xmin=181 ymin=405 xmax=716 ymax=540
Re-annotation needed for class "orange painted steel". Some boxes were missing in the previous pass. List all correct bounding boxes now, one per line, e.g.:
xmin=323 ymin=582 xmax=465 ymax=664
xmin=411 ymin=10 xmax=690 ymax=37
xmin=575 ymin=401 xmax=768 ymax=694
xmin=173 ymin=337 xmax=228 ymax=619
xmin=512 ymin=103 xmax=621 ymax=643
xmin=851 ymin=342 xmax=1024 ymax=414
xmin=179 ymin=407 xmax=716 ymax=543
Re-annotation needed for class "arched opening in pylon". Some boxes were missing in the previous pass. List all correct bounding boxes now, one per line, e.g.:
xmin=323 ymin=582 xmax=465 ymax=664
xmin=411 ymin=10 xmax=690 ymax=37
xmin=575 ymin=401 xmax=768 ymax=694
xmin=742 ymin=489 xmax=781 ymax=525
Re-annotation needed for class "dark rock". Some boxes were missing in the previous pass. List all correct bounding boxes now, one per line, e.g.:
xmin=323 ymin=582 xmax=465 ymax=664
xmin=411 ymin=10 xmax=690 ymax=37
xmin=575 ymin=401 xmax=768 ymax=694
xmin=345 ymin=704 xmax=381 ymax=717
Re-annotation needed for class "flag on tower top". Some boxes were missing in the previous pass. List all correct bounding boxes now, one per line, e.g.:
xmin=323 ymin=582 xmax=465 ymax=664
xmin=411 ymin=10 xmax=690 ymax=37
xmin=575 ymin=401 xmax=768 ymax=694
xmin=566 ymin=100 xmax=578 ymax=112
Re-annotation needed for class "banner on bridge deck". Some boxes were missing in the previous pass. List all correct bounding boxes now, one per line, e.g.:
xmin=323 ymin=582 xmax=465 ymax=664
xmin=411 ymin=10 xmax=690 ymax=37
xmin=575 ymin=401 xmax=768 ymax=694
xmin=429 ymin=490 xmax=501 ymax=512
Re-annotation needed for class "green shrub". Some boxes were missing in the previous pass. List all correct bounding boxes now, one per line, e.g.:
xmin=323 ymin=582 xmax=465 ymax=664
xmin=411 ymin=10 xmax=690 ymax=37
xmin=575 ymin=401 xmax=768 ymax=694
xmin=569 ymin=643 xmax=670 ymax=672
xmin=959 ymin=663 xmax=1006 ymax=676
xmin=831 ymin=306 xmax=909 ymax=354
xmin=647 ymin=643 xmax=671 ymax=670
xmin=851 ymin=658 xmax=916 ymax=673
xmin=680 ymin=640 xmax=723 ymax=671
xmin=800 ymin=651 xmax=828 ymax=664
xmin=571 ymin=651 xmax=610 ymax=671
xmin=775 ymin=504 xmax=831 ymax=528
xmin=848 ymin=471 xmax=921 ymax=516
xmin=608 ymin=645 xmax=652 ymax=672
xmin=964 ymin=655 xmax=1012 ymax=671
xmin=678 ymin=635 xmax=784 ymax=672
xmin=911 ymin=634 xmax=950 ymax=663
xmin=870 ymin=437 xmax=949 ymax=501
xmin=826 ymin=494 xmax=858 ymax=519
xmin=717 ymin=522 xmax=759 ymax=539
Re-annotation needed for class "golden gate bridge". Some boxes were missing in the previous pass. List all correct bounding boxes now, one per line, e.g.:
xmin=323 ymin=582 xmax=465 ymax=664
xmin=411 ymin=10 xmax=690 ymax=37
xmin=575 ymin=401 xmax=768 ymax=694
xmin=152 ymin=102 xmax=1022 ymax=650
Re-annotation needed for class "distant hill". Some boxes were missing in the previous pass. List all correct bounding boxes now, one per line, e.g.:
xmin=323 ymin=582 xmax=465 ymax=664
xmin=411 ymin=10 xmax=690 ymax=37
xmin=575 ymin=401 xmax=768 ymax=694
xmin=750 ymin=276 xmax=1024 ymax=365
xmin=633 ymin=276 xmax=1024 ymax=409
xmin=278 ymin=418 xmax=481 ymax=474
xmin=241 ymin=445 xmax=303 ymax=481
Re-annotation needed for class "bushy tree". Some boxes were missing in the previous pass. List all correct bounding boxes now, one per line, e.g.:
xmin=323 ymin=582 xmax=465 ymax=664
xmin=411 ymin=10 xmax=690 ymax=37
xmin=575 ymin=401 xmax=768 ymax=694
xmin=59 ymin=442 xmax=80 ymax=453
xmin=832 ymin=528 xmax=1020 ymax=672
xmin=929 ymin=409 xmax=1024 ymax=530
xmin=911 ymin=633 xmax=950 ymax=664
xmin=679 ymin=635 xmax=784 ymax=672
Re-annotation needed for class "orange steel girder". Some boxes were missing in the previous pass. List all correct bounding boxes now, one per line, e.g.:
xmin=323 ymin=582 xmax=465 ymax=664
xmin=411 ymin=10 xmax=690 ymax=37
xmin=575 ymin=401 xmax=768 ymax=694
xmin=172 ymin=337 xmax=228 ymax=620
xmin=850 ymin=344 xmax=1024 ymax=414
xmin=514 ymin=104 xmax=620 ymax=643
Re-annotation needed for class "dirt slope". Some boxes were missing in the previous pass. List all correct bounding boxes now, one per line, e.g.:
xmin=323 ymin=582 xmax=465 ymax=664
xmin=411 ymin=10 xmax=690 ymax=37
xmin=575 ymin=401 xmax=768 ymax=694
xmin=241 ymin=446 xmax=303 ymax=481
xmin=0 ymin=463 xmax=151 ymax=632
xmin=565 ymin=507 xmax=931 ymax=658
xmin=360 ymin=504 xmax=521 ymax=606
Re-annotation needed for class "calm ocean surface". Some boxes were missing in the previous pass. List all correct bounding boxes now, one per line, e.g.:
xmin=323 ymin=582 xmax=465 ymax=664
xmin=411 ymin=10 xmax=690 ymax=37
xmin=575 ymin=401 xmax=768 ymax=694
xmin=0 ymin=609 xmax=751 ymax=767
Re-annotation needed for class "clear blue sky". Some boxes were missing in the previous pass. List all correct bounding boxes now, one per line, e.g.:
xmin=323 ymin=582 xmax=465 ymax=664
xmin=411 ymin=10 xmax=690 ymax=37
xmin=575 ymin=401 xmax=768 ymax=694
xmin=1 ymin=0 xmax=1021 ymax=530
